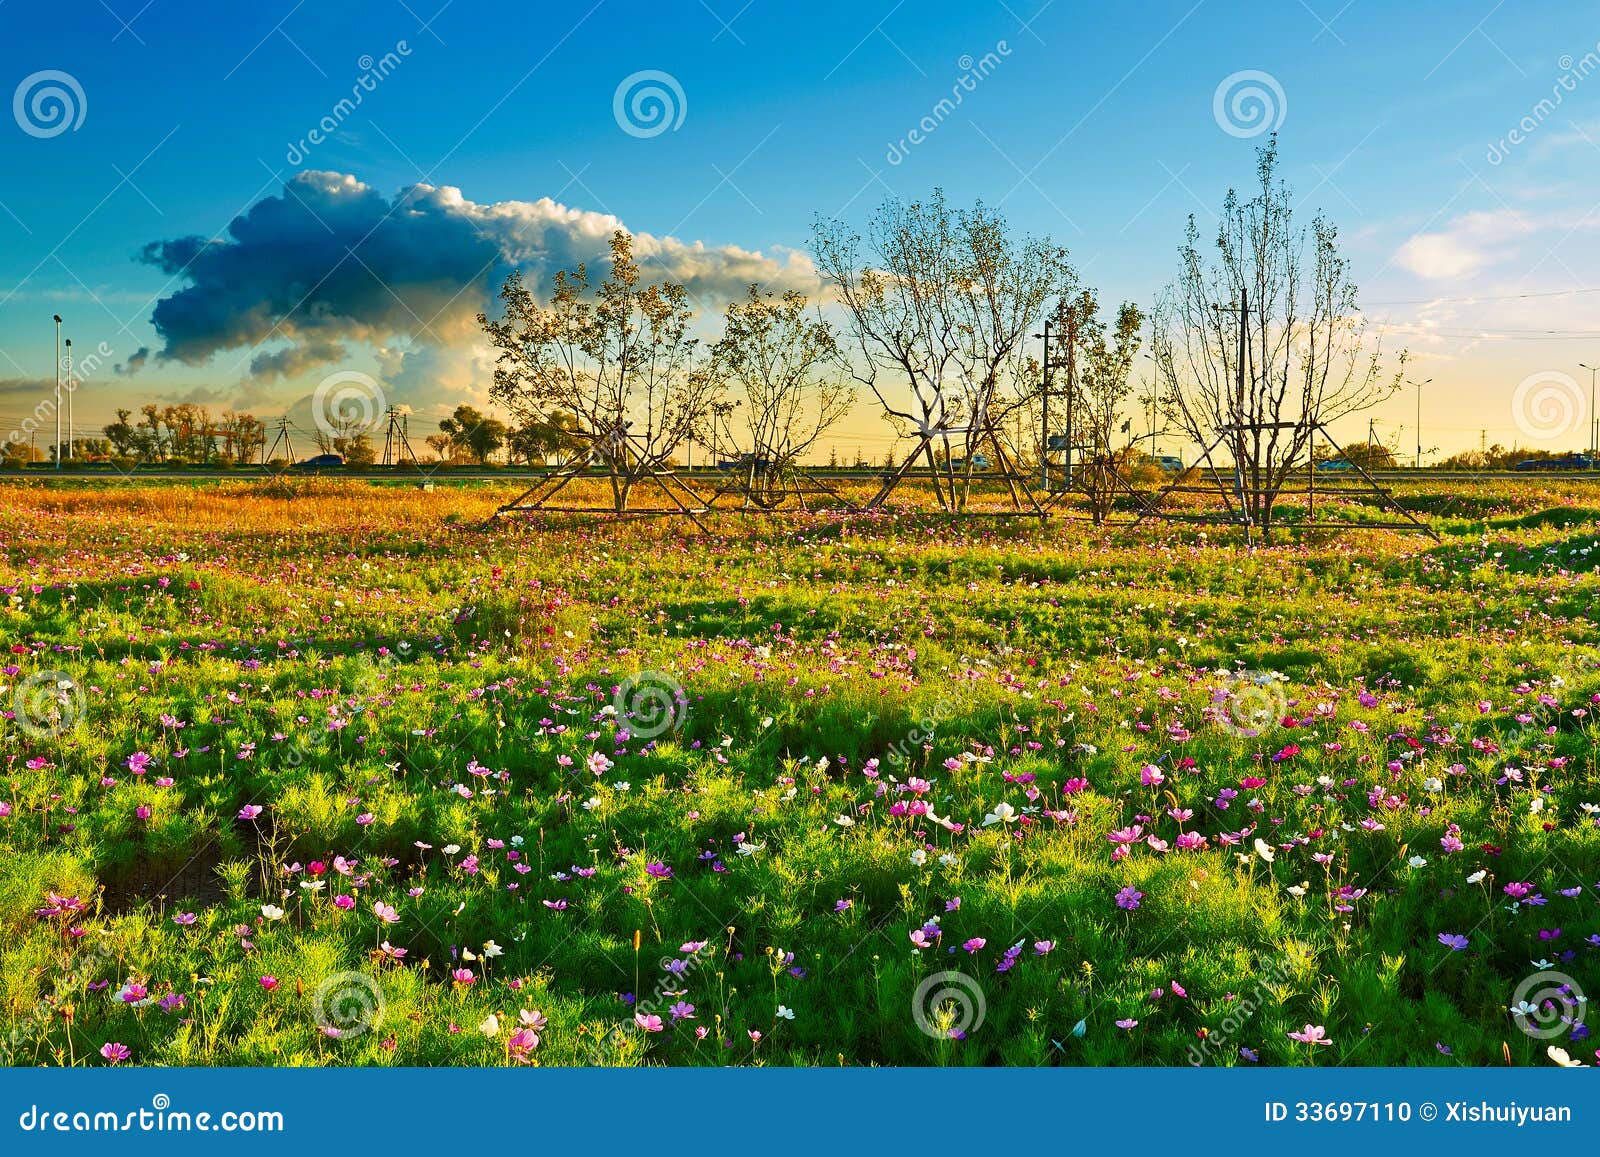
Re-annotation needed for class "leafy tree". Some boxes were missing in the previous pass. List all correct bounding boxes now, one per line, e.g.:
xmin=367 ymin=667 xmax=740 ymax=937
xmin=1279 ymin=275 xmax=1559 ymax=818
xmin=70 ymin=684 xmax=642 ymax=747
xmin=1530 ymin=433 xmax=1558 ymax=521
xmin=438 ymin=405 xmax=508 ymax=464
xmin=706 ymin=286 xmax=851 ymax=501
xmin=480 ymin=231 xmax=715 ymax=510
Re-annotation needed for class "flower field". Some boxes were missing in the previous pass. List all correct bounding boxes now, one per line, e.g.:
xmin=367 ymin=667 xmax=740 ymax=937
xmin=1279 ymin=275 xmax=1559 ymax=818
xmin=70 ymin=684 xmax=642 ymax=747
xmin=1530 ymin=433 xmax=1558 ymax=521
xmin=2 ymin=477 xmax=1597 ymax=1068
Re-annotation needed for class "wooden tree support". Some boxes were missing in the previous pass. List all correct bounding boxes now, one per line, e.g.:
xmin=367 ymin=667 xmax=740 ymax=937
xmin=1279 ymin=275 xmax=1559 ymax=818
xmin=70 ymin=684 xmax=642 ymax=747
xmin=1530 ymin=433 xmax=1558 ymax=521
xmin=485 ymin=424 xmax=710 ymax=530
xmin=1127 ymin=418 xmax=1438 ymax=543
xmin=866 ymin=419 xmax=1047 ymax=518
xmin=703 ymin=454 xmax=859 ymax=514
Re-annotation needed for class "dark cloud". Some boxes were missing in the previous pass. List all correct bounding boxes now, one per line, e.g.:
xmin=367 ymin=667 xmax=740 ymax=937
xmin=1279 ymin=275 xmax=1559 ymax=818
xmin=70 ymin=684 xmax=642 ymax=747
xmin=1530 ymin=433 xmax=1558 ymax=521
xmin=138 ymin=171 xmax=818 ymax=379
xmin=115 ymin=347 xmax=150 ymax=375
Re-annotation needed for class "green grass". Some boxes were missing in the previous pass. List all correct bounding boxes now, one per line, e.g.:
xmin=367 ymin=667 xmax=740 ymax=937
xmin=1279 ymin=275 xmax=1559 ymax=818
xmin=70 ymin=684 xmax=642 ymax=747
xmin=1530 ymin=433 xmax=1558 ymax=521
xmin=0 ymin=480 xmax=1596 ymax=1067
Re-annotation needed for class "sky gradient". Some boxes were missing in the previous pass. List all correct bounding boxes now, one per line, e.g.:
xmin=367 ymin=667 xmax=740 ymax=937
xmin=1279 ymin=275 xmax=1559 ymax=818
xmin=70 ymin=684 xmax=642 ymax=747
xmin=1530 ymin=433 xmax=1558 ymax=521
xmin=3 ymin=0 xmax=1600 ymax=461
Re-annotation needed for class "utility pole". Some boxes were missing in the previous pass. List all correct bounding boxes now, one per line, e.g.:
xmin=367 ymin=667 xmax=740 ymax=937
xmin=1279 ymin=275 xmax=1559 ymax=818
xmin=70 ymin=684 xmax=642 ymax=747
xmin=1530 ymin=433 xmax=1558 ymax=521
xmin=1407 ymin=377 xmax=1431 ymax=468
xmin=1034 ymin=319 xmax=1051 ymax=490
xmin=1213 ymin=289 xmax=1250 ymax=529
xmin=52 ymin=315 xmax=62 ymax=470
xmin=1580 ymin=363 xmax=1598 ymax=458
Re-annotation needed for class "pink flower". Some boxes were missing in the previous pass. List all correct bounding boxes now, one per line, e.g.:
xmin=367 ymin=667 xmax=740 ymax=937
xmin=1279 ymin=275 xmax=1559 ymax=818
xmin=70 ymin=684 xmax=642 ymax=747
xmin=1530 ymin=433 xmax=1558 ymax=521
xmin=962 ymin=937 xmax=986 ymax=954
xmin=451 ymin=968 xmax=475 ymax=984
xmin=507 ymin=1028 xmax=539 ymax=1061
xmin=1287 ymin=1024 xmax=1331 ymax=1045
xmin=99 ymin=1042 xmax=131 ymax=1063
xmin=373 ymin=901 xmax=400 ymax=924
xmin=259 ymin=975 xmax=278 ymax=990
xmin=635 ymin=1013 xmax=664 ymax=1032
xmin=238 ymin=804 xmax=263 ymax=820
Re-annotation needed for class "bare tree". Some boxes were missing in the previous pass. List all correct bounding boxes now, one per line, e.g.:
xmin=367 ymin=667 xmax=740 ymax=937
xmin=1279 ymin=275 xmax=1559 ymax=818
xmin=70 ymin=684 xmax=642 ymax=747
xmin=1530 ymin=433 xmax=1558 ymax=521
xmin=706 ymin=285 xmax=852 ymax=504
xmin=479 ymin=231 xmax=716 ymax=511
xmin=812 ymin=189 xmax=1073 ymax=510
xmin=1150 ymin=137 xmax=1402 ymax=536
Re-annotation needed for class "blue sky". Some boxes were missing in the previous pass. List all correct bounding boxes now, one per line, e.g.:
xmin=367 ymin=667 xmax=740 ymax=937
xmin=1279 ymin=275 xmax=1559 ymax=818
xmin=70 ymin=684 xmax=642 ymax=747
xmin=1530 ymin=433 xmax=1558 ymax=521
xmin=3 ymin=0 xmax=1600 ymax=458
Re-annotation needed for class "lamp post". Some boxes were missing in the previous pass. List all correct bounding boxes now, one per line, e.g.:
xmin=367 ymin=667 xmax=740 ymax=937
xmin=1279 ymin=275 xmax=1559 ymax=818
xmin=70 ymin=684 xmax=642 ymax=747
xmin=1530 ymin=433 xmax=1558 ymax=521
xmin=1407 ymin=377 xmax=1431 ymax=468
xmin=1580 ymin=363 xmax=1598 ymax=459
xmin=63 ymin=338 xmax=72 ymax=463
xmin=53 ymin=315 xmax=62 ymax=469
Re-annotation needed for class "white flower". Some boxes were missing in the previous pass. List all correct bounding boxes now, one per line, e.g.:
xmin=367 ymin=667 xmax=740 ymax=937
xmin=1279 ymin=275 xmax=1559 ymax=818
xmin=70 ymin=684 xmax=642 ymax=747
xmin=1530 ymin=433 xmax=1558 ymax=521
xmin=938 ymin=853 xmax=958 ymax=867
xmin=982 ymin=801 xmax=1018 ymax=827
xmin=1422 ymin=777 xmax=1442 ymax=792
xmin=1548 ymin=1045 xmax=1585 ymax=1067
xmin=299 ymin=880 xmax=325 ymax=892
xmin=1467 ymin=870 xmax=1487 ymax=884
xmin=583 ymin=797 xmax=602 ymax=810
xmin=482 ymin=940 xmax=503 ymax=958
xmin=736 ymin=841 xmax=766 ymax=857
xmin=479 ymin=1013 xmax=500 ymax=1036
xmin=442 ymin=844 xmax=462 ymax=855
xmin=260 ymin=904 xmax=285 ymax=921
xmin=1529 ymin=797 xmax=1544 ymax=814
xmin=760 ymin=716 xmax=774 ymax=729
xmin=833 ymin=814 xmax=855 ymax=827
xmin=909 ymin=849 xmax=928 ymax=866
xmin=1408 ymin=855 xmax=1428 ymax=869
xmin=1253 ymin=839 xmax=1275 ymax=863
xmin=776 ymin=1005 xmax=795 ymax=1020
xmin=1285 ymin=884 xmax=1307 ymax=898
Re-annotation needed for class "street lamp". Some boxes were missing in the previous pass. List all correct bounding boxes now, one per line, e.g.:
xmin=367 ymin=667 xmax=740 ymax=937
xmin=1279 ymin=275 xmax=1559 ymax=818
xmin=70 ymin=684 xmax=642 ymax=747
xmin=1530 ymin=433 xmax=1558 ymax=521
xmin=52 ymin=315 xmax=62 ymax=470
xmin=63 ymin=338 xmax=72 ymax=463
xmin=1580 ymin=364 xmax=1598 ymax=458
xmin=1407 ymin=377 xmax=1431 ymax=468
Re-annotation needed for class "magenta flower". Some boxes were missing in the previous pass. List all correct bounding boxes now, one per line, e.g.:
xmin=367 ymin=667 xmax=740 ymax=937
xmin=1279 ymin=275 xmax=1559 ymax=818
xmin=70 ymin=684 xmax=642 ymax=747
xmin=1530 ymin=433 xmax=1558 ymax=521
xmin=172 ymin=911 xmax=196 ymax=925
xmin=238 ymin=804 xmax=263 ymax=820
xmin=644 ymin=862 xmax=672 ymax=879
xmin=1115 ymin=886 xmax=1145 ymax=911
xmin=451 ymin=968 xmax=475 ymax=984
xmin=99 ymin=1042 xmax=131 ymax=1063
xmin=259 ymin=975 xmax=278 ymax=990
xmin=962 ymin=937 xmax=986 ymax=954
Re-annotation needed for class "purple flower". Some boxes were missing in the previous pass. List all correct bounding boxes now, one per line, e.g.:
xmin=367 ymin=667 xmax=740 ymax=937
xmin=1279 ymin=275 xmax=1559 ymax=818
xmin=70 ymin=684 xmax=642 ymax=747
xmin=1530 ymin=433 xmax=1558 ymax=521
xmin=1115 ymin=886 xmax=1145 ymax=911
xmin=644 ymin=862 xmax=673 ymax=879
xmin=1437 ymin=933 xmax=1469 ymax=951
